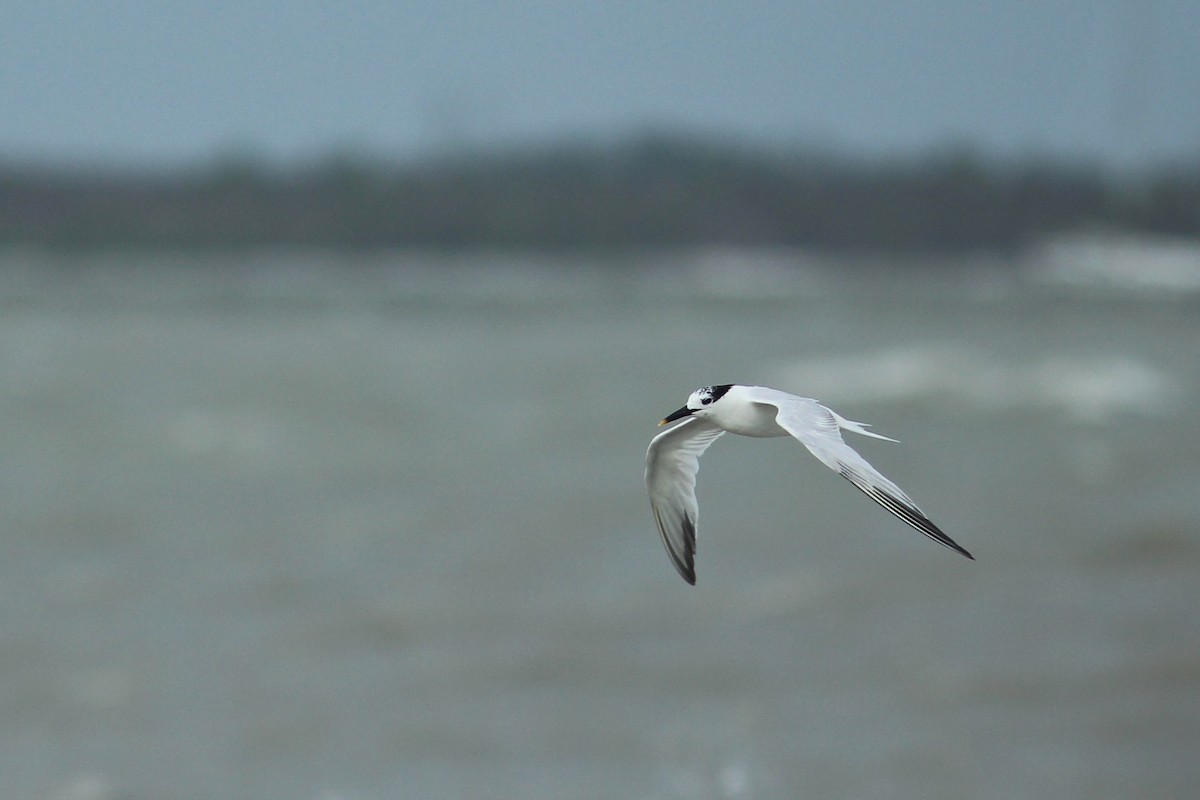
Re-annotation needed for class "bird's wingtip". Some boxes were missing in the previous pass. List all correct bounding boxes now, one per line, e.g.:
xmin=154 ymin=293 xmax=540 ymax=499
xmin=947 ymin=539 xmax=975 ymax=560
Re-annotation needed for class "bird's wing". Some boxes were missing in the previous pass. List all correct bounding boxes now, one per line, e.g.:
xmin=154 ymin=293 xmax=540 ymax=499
xmin=756 ymin=390 xmax=973 ymax=560
xmin=645 ymin=416 xmax=726 ymax=584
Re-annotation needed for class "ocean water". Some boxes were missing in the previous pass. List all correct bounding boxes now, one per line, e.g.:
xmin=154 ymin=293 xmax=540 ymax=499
xmin=0 ymin=246 xmax=1197 ymax=799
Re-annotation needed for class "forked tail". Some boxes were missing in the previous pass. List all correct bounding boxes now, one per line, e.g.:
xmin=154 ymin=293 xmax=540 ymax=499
xmin=831 ymin=411 xmax=899 ymax=442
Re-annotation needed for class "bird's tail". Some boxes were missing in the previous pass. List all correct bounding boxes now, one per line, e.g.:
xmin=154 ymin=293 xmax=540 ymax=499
xmin=831 ymin=412 xmax=898 ymax=442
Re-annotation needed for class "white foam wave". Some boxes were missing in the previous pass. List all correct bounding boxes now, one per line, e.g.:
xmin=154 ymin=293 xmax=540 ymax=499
xmin=1029 ymin=233 xmax=1200 ymax=295
xmin=771 ymin=345 xmax=1177 ymax=423
xmin=686 ymin=247 xmax=831 ymax=299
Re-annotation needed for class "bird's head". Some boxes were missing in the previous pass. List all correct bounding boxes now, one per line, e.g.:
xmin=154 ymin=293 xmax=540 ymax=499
xmin=658 ymin=384 xmax=734 ymax=425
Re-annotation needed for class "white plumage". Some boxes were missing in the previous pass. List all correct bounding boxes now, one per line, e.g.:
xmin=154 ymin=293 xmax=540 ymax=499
xmin=646 ymin=384 xmax=973 ymax=584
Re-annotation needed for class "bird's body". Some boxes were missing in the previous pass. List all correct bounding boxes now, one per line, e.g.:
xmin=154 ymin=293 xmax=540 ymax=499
xmin=645 ymin=384 xmax=972 ymax=584
xmin=688 ymin=385 xmax=787 ymax=437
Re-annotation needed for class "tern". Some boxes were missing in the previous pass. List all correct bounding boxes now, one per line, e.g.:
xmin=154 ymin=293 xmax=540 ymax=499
xmin=646 ymin=384 xmax=973 ymax=584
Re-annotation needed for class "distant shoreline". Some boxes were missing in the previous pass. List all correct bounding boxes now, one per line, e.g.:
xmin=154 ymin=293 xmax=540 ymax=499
xmin=3 ymin=135 xmax=1197 ymax=253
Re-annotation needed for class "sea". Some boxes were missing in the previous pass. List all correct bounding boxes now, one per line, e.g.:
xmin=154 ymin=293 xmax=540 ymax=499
xmin=0 ymin=241 xmax=1197 ymax=799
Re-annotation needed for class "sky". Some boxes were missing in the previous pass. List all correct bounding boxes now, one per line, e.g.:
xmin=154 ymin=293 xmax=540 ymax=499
xmin=2 ymin=1 xmax=1198 ymax=170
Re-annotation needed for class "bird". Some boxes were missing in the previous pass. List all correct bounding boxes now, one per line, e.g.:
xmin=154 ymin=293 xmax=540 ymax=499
xmin=645 ymin=384 xmax=972 ymax=584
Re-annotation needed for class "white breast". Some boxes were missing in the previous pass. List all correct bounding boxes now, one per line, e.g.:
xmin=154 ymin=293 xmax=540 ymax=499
xmin=709 ymin=387 xmax=788 ymax=437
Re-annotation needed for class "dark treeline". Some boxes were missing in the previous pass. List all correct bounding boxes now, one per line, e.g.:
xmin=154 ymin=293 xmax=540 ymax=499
xmin=2 ymin=135 xmax=1198 ymax=253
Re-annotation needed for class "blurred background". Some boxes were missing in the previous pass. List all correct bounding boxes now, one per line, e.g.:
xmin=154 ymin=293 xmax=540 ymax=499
xmin=2 ymin=2 xmax=1199 ymax=799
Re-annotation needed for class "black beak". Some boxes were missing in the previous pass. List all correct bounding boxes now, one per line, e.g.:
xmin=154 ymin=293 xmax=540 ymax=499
xmin=658 ymin=406 xmax=694 ymax=426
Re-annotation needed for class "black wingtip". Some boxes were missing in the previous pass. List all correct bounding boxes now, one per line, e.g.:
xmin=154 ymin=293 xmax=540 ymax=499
xmin=921 ymin=514 xmax=974 ymax=561
xmin=945 ymin=539 xmax=975 ymax=560
xmin=672 ymin=560 xmax=697 ymax=585
xmin=910 ymin=513 xmax=975 ymax=562
xmin=838 ymin=465 xmax=975 ymax=562
xmin=654 ymin=508 xmax=698 ymax=585
xmin=678 ymin=515 xmax=697 ymax=584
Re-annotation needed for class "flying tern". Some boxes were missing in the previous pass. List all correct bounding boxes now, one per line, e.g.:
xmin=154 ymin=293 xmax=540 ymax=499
xmin=646 ymin=384 xmax=973 ymax=584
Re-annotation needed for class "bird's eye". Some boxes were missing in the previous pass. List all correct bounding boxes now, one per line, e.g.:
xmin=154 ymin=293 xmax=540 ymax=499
xmin=701 ymin=397 xmax=712 ymax=405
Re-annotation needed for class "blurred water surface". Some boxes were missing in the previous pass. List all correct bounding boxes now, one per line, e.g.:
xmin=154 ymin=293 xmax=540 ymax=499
xmin=0 ymin=248 xmax=1197 ymax=799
